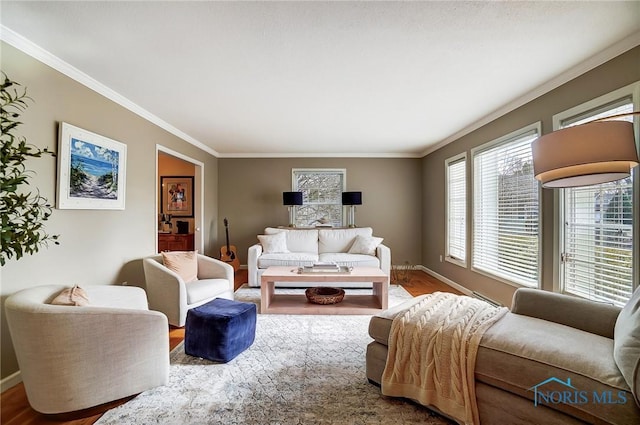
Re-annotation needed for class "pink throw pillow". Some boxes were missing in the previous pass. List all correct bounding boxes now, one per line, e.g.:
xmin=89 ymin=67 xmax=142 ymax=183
xmin=51 ymin=285 xmax=90 ymax=306
xmin=161 ymin=251 xmax=198 ymax=282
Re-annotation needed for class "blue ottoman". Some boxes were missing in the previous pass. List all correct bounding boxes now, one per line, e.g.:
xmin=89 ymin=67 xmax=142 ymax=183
xmin=185 ymin=298 xmax=257 ymax=363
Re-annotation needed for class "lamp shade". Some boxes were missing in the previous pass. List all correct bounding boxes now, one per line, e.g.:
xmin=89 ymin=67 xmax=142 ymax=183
xmin=531 ymin=120 xmax=639 ymax=188
xmin=342 ymin=191 xmax=362 ymax=205
xmin=282 ymin=191 xmax=303 ymax=206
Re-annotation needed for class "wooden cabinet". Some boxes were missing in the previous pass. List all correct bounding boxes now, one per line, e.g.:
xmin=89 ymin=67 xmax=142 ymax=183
xmin=158 ymin=233 xmax=194 ymax=252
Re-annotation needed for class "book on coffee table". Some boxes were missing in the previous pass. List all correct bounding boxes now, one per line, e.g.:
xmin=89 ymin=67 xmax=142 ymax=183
xmin=298 ymin=265 xmax=352 ymax=274
xmin=312 ymin=262 xmax=339 ymax=269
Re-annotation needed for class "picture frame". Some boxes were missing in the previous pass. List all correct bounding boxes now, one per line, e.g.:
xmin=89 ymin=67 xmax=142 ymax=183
xmin=161 ymin=176 xmax=194 ymax=217
xmin=57 ymin=122 xmax=127 ymax=210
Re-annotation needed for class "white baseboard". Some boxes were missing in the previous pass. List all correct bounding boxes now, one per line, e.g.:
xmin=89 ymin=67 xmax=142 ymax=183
xmin=1 ymin=370 xmax=22 ymax=393
xmin=417 ymin=265 xmax=472 ymax=296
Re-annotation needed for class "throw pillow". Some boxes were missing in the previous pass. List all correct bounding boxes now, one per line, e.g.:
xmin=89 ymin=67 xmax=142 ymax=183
xmin=614 ymin=286 xmax=640 ymax=404
xmin=51 ymin=285 xmax=90 ymax=306
xmin=162 ymin=250 xmax=198 ymax=282
xmin=348 ymin=235 xmax=383 ymax=256
xmin=258 ymin=232 xmax=289 ymax=254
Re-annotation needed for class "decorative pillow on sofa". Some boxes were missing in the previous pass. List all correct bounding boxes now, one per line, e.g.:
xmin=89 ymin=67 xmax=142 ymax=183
xmin=51 ymin=285 xmax=90 ymax=306
xmin=614 ymin=286 xmax=640 ymax=404
xmin=348 ymin=235 xmax=383 ymax=256
xmin=258 ymin=232 xmax=289 ymax=254
xmin=162 ymin=250 xmax=198 ymax=282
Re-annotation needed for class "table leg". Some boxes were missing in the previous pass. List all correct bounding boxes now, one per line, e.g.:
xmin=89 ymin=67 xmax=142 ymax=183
xmin=260 ymin=278 xmax=275 ymax=313
xmin=372 ymin=279 xmax=388 ymax=309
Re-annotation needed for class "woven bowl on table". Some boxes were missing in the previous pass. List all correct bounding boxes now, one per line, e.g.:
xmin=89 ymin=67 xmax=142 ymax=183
xmin=305 ymin=287 xmax=346 ymax=305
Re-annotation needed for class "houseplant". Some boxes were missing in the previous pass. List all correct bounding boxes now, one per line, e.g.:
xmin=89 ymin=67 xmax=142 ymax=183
xmin=1 ymin=72 xmax=58 ymax=266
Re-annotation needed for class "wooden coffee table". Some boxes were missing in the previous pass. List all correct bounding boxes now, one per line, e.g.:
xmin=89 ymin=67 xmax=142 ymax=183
xmin=260 ymin=266 xmax=389 ymax=315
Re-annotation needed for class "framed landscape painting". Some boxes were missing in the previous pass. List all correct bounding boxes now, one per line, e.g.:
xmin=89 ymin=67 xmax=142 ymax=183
xmin=57 ymin=122 xmax=127 ymax=209
xmin=161 ymin=176 xmax=194 ymax=217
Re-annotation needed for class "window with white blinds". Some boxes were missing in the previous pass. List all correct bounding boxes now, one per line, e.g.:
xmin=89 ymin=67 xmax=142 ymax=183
xmin=559 ymin=97 xmax=636 ymax=306
xmin=446 ymin=155 xmax=466 ymax=265
xmin=472 ymin=124 xmax=541 ymax=287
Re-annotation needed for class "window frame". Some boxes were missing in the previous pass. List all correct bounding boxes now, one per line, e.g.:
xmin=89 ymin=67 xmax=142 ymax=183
xmin=470 ymin=122 xmax=542 ymax=288
xmin=552 ymin=81 xmax=640 ymax=304
xmin=291 ymin=168 xmax=347 ymax=227
xmin=445 ymin=153 xmax=467 ymax=268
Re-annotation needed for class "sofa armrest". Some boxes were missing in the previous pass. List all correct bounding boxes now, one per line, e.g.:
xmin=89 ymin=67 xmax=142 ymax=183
xmin=197 ymin=254 xmax=234 ymax=290
xmin=248 ymin=243 xmax=263 ymax=287
xmin=511 ymin=288 xmax=620 ymax=338
xmin=376 ymin=243 xmax=391 ymax=276
xmin=143 ymin=257 xmax=187 ymax=323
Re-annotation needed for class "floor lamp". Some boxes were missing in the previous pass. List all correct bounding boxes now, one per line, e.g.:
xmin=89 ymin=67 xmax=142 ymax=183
xmin=342 ymin=191 xmax=362 ymax=228
xmin=283 ymin=192 xmax=303 ymax=227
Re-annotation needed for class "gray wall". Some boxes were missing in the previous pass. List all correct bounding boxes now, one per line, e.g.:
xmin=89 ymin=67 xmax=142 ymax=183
xmin=0 ymin=43 xmax=220 ymax=379
xmin=217 ymin=158 xmax=423 ymax=266
xmin=422 ymin=46 xmax=640 ymax=307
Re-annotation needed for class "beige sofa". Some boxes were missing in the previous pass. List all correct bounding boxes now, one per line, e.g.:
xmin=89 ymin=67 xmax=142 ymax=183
xmin=4 ymin=285 xmax=169 ymax=414
xmin=367 ymin=288 xmax=640 ymax=424
xmin=247 ymin=226 xmax=391 ymax=288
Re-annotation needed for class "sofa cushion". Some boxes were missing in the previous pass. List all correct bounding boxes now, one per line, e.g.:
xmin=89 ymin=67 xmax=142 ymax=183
xmin=265 ymin=228 xmax=318 ymax=253
xmin=369 ymin=295 xmax=428 ymax=345
xmin=476 ymin=312 xmax=639 ymax=423
xmin=186 ymin=278 xmax=232 ymax=304
xmin=257 ymin=252 xmax=318 ymax=268
xmin=614 ymin=286 xmax=640 ymax=405
xmin=84 ymin=286 xmax=149 ymax=310
xmin=318 ymin=227 xmax=373 ymax=253
xmin=318 ymin=253 xmax=381 ymax=268
xmin=257 ymin=232 xmax=289 ymax=253
xmin=348 ymin=235 xmax=383 ymax=255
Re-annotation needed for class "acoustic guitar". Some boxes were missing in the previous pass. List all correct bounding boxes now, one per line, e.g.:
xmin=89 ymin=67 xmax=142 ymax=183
xmin=220 ymin=218 xmax=240 ymax=272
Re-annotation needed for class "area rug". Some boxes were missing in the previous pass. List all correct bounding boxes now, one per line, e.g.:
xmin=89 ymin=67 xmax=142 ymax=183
xmin=95 ymin=285 xmax=453 ymax=425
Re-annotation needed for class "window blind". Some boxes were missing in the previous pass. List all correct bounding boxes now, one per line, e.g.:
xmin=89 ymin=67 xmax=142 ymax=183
xmin=473 ymin=128 xmax=540 ymax=287
xmin=560 ymin=99 xmax=635 ymax=306
xmin=446 ymin=157 xmax=466 ymax=263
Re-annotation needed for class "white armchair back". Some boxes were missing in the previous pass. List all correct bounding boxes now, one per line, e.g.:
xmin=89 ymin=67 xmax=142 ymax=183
xmin=4 ymin=284 xmax=169 ymax=414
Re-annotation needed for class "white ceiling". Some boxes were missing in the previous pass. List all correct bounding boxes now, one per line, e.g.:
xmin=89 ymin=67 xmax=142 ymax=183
xmin=1 ymin=1 xmax=639 ymax=158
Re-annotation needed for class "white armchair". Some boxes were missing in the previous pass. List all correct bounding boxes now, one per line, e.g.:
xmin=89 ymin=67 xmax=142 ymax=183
xmin=143 ymin=253 xmax=235 ymax=327
xmin=4 ymin=284 xmax=169 ymax=414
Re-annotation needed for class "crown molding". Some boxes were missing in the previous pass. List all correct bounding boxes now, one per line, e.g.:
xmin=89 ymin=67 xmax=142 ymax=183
xmin=0 ymin=25 xmax=220 ymax=158
xmin=217 ymin=152 xmax=423 ymax=158
xmin=420 ymin=30 xmax=640 ymax=158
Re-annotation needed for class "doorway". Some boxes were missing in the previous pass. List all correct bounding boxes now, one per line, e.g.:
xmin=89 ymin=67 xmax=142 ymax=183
xmin=156 ymin=145 xmax=205 ymax=252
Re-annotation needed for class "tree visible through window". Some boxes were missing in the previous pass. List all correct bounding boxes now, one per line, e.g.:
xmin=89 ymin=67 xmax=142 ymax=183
xmin=472 ymin=124 xmax=540 ymax=287
xmin=292 ymin=169 xmax=346 ymax=227
xmin=558 ymin=96 xmax=636 ymax=306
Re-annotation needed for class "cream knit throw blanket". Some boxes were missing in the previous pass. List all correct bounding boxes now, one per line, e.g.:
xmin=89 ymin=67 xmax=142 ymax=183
xmin=381 ymin=292 xmax=508 ymax=425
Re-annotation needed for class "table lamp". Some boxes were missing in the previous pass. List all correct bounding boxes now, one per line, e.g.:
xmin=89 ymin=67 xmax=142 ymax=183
xmin=283 ymin=191 xmax=303 ymax=227
xmin=342 ymin=191 xmax=362 ymax=228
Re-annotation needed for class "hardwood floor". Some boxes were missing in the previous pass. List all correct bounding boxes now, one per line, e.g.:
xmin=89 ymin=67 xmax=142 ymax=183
xmin=1 ymin=269 xmax=460 ymax=425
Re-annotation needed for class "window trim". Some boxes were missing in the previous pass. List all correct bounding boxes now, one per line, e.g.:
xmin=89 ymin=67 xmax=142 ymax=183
xmin=445 ymin=153 xmax=467 ymax=268
xmin=470 ymin=122 xmax=543 ymax=289
xmin=552 ymin=81 xmax=640 ymax=300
